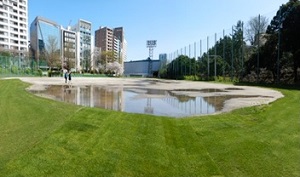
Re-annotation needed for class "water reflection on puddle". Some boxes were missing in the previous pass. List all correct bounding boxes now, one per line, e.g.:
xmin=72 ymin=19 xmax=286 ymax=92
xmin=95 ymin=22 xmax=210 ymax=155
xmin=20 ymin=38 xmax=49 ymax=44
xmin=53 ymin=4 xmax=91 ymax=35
xmin=30 ymin=85 xmax=245 ymax=118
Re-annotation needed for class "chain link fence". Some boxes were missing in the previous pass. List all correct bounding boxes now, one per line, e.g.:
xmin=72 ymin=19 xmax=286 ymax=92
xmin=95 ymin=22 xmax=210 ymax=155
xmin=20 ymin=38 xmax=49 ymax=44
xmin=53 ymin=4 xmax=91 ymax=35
xmin=164 ymin=6 xmax=300 ymax=85
xmin=0 ymin=55 xmax=45 ymax=77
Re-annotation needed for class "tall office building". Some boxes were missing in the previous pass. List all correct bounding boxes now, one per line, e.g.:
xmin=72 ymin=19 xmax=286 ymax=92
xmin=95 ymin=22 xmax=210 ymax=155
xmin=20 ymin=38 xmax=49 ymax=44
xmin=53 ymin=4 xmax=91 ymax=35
xmin=159 ymin=53 xmax=167 ymax=60
xmin=95 ymin=26 xmax=126 ymax=65
xmin=159 ymin=53 xmax=167 ymax=68
xmin=113 ymin=27 xmax=127 ymax=62
xmin=30 ymin=17 xmax=94 ymax=72
xmin=0 ymin=0 xmax=28 ymax=53
xmin=95 ymin=26 xmax=113 ymax=52
xmin=30 ymin=16 xmax=61 ymax=68
xmin=71 ymin=19 xmax=92 ymax=72
xmin=62 ymin=27 xmax=76 ymax=70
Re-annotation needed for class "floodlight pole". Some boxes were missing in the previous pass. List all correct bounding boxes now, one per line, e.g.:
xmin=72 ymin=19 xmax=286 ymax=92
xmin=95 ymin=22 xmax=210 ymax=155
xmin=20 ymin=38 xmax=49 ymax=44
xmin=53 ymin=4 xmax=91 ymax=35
xmin=146 ymin=40 xmax=157 ymax=76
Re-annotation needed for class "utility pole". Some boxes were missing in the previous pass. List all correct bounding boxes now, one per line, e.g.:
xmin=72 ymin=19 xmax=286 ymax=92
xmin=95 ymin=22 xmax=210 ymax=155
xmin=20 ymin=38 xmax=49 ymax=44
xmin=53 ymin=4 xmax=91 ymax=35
xmin=257 ymin=14 xmax=261 ymax=83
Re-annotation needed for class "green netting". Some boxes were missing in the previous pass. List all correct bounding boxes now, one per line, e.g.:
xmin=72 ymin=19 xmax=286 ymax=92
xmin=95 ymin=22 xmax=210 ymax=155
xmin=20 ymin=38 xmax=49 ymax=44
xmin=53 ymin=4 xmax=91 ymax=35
xmin=0 ymin=55 xmax=43 ymax=77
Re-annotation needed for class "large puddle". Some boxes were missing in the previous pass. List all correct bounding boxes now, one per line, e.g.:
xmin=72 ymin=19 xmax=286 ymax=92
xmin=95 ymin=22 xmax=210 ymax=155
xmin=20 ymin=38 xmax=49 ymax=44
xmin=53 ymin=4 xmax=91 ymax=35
xmin=30 ymin=85 xmax=255 ymax=117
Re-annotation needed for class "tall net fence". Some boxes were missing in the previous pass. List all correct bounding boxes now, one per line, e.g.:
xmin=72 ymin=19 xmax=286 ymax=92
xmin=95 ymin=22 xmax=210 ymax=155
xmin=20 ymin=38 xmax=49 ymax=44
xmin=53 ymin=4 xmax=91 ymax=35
xmin=164 ymin=7 xmax=300 ymax=84
xmin=0 ymin=55 xmax=43 ymax=77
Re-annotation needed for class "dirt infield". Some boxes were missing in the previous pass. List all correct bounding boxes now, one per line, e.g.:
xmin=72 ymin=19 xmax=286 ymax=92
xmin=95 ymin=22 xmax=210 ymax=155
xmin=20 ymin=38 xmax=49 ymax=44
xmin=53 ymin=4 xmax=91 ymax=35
xmin=6 ymin=77 xmax=284 ymax=114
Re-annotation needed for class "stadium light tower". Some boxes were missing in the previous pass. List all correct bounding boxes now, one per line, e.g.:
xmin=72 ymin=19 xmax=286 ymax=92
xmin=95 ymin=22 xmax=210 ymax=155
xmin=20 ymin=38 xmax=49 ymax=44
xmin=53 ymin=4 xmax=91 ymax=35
xmin=146 ymin=40 xmax=157 ymax=59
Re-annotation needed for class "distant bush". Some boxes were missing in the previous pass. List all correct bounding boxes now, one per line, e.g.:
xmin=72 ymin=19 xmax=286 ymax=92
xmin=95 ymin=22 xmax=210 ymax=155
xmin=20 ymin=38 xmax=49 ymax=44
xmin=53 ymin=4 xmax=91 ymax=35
xmin=34 ymin=69 xmax=43 ymax=76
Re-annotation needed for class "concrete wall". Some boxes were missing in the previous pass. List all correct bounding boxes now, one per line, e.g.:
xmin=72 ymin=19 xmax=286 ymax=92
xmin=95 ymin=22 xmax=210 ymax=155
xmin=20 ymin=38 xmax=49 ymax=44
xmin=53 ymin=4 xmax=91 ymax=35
xmin=124 ymin=59 xmax=161 ymax=77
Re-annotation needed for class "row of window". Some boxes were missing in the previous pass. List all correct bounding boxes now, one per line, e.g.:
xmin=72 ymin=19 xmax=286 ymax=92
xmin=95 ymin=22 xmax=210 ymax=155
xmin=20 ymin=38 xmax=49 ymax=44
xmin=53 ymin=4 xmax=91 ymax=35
xmin=64 ymin=37 xmax=75 ymax=43
xmin=0 ymin=43 xmax=27 ymax=51
xmin=0 ymin=12 xmax=27 ymax=23
xmin=0 ymin=18 xmax=8 ymax=23
xmin=0 ymin=0 xmax=26 ymax=7
xmin=79 ymin=21 xmax=91 ymax=31
xmin=0 ymin=30 xmax=27 ymax=38
xmin=18 ymin=0 xmax=27 ymax=5
xmin=0 ymin=37 xmax=27 ymax=44
xmin=0 ymin=4 xmax=27 ymax=15
xmin=0 ymin=25 xmax=27 ymax=33
xmin=64 ymin=32 xmax=75 ymax=38
xmin=0 ymin=10 xmax=26 ymax=19
xmin=0 ymin=18 xmax=26 ymax=27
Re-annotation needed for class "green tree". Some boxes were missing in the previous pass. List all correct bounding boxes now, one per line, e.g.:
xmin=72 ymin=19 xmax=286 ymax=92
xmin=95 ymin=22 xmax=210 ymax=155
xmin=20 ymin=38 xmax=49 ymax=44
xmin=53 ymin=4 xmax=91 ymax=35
xmin=231 ymin=21 xmax=246 ymax=78
xmin=101 ymin=51 xmax=115 ymax=70
xmin=266 ymin=0 xmax=300 ymax=83
xmin=198 ymin=21 xmax=246 ymax=80
xmin=165 ymin=55 xmax=192 ymax=79
xmin=281 ymin=0 xmax=300 ymax=82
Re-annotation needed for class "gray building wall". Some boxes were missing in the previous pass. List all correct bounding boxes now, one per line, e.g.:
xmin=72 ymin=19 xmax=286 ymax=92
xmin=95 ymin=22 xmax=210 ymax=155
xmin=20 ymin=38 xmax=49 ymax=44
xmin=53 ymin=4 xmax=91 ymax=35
xmin=124 ymin=58 xmax=161 ymax=77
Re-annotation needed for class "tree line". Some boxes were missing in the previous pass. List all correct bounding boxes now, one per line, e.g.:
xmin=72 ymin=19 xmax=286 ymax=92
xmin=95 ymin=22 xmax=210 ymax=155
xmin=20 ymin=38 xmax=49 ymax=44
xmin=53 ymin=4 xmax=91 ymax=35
xmin=161 ymin=0 xmax=300 ymax=84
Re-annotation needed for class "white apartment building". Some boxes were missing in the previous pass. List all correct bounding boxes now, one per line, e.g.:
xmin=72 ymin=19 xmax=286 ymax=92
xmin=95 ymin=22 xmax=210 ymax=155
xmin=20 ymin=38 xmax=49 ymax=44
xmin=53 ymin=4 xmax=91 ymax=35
xmin=0 ymin=0 xmax=28 ymax=53
xmin=71 ymin=19 xmax=93 ymax=72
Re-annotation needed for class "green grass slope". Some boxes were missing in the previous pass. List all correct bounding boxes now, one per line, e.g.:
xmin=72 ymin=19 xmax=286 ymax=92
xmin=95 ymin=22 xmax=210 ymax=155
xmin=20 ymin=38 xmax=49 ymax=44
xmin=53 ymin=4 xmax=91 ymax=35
xmin=0 ymin=79 xmax=299 ymax=177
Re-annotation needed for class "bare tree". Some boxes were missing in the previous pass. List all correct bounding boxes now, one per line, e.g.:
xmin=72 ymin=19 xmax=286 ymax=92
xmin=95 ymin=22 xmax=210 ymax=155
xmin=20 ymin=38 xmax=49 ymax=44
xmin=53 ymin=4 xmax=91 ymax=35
xmin=46 ymin=35 xmax=61 ymax=70
xmin=19 ymin=51 xmax=30 ymax=68
xmin=0 ymin=47 xmax=11 ymax=56
xmin=246 ymin=15 xmax=269 ymax=45
xmin=92 ymin=47 xmax=101 ymax=71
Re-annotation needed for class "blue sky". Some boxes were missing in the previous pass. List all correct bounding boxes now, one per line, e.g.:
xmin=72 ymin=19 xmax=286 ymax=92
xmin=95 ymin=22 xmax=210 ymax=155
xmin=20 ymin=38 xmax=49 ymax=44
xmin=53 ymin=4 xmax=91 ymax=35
xmin=28 ymin=0 xmax=288 ymax=61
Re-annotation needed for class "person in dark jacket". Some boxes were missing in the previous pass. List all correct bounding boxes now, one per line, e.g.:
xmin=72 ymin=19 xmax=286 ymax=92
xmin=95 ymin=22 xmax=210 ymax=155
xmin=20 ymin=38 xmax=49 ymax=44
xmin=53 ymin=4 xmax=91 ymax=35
xmin=68 ymin=70 xmax=72 ymax=84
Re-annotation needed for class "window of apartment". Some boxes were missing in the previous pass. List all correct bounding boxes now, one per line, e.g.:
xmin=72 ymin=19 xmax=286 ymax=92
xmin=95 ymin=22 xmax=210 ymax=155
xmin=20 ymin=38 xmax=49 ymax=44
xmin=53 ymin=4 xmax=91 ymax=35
xmin=10 ymin=39 xmax=18 ymax=44
xmin=20 ymin=35 xmax=26 ymax=39
xmin=10 ymin=27 xmax=18 ymax=32
xmin=0 ymin=11 xmax=8 ymax=17
xmin=0 ymin=24 xmax=8 ymax=29
xmin=19 ymin=0 xmax=26 ymax=5
xmin=20 ymin=41 xmax=27 ymax=45
xmin=19 ymin=5 xmax=26 ymax=10
xmin=0 ymin=5 xmax=8 ymax=10
xmin=10 ymin=14 xmax=18 ymax=20
xmin=19 ymin=23 xmax=26 ymax=28
xmin=0 ymin=37 xmax=8 ymax=42
xmin=19 ymin=11 xmax=26 ymax=16
xmin=19 ymin=17 xmax=26 ymax=22
xmin=10 ymin=33 xmax=18 ymax=38
xmin=0 ymin=18 xmax=8 ymax=23
xmin=10 ymin=46 xmax=19 ymax=50
xmin=10 ymin=21 xmax=18 ymax=26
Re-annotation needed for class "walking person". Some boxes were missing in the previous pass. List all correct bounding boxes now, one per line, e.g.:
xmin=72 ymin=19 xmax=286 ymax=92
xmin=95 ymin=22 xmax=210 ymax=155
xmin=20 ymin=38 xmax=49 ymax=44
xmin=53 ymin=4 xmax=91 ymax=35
xmin=68 ymin=70 xmax=72 ymax=84
xmin=63 ymin=68 xmax=68 ymax=83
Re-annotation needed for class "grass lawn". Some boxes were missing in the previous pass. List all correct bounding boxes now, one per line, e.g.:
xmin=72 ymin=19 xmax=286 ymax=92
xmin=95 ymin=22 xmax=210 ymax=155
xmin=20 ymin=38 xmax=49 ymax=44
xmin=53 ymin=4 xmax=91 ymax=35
xmin=0 ymin=79 xmax=299 ymax=177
